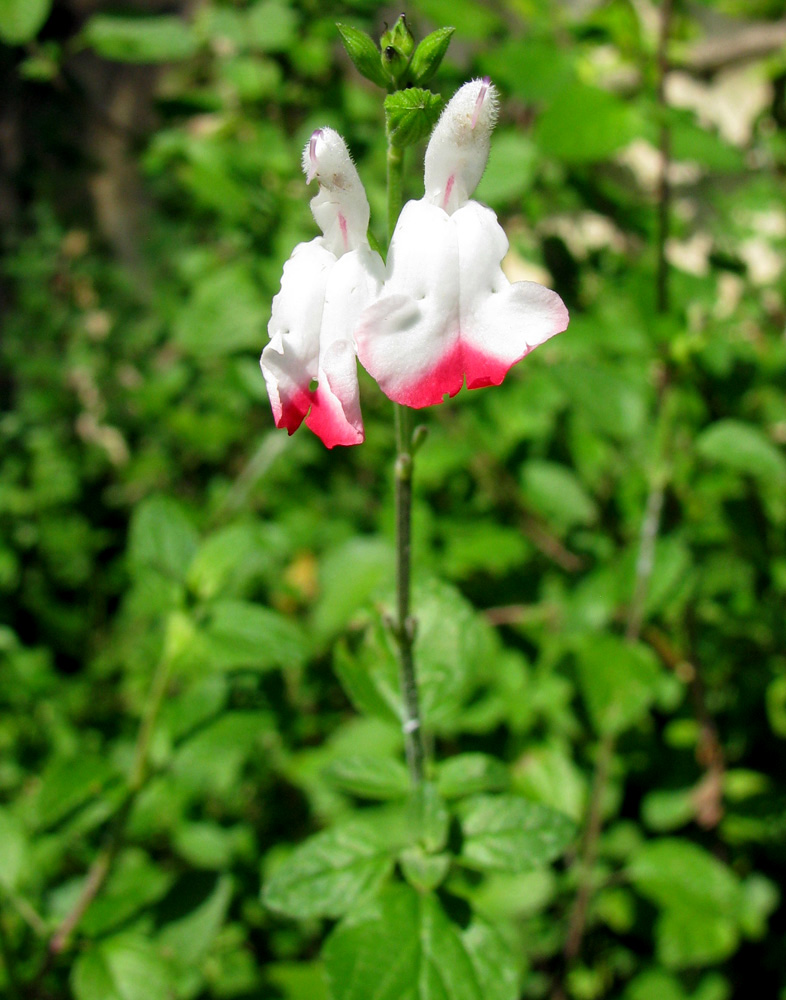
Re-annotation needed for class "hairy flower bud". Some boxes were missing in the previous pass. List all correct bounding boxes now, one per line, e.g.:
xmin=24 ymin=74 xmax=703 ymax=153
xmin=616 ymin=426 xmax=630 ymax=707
xmin=424 ymin=77 xmax=499 ymax=215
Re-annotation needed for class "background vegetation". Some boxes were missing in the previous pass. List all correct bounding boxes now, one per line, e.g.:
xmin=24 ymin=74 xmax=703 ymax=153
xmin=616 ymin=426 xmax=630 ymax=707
xmin=1 ymin=0 xmax=786 ymax=997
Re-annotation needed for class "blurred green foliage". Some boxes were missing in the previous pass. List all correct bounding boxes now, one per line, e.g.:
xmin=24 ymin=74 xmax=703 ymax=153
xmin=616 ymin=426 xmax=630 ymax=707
xmin=2 ymin=0 xmax=786 ymax=998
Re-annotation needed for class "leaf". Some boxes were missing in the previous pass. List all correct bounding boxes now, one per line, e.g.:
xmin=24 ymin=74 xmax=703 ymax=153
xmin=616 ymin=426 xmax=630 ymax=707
xmin=34 ymin=754 xmax=117 ymax=830
xmin=323 ymin=756 xmax=410 ymax=800
xmin=186 ymin=522 xmax=286 ymax=601
xmin=246 ymin=0 xmax=299 ymax=53
xmin=458 ymin=794 xmax=576 ymax=873
xmin=200 ymin=600 xmax=309 ymax=672
xmin=157 ymin=873 xmax=233 ymax=967
xmin=71 ymin=934 xmax=172 ymax=1000
xmin=313 ymin=537 xmax=393 ymax=642
xmin=0 ymin=808 xmax=27 ymax=890
xmin=521 ymin=460 xmax=598 ymax=530
xmin=333 ymin=639 xmax=400 ymax=725
xmin=336 ymin=23 xmax=388 ymax=88
xmin=0 ymin=0 xmax=52 ymax=43
xmin=408 ymin=27 xmax=455 ymax=87
xmin=174 ymin=262 xmax=267 ymax=356
xmin=263 ymin=811 xmax=406 ymax=919
xmin=695 ymin=420 xmax=786 ymax=485
xmin=128 ymin=495 xmax=199 ymax=584
xmin=385 ymin=89 xmax=444 ymax=148
xmin=323 ymin=885 xmax=519 ymax=1000
xmin=629 ymin=839 xmax=744 ymax=967
xmin=436 ymin=754 xmax=509 ymax=799
xmin=574 ymin=635 xmax=663 ymax=737
xmin=80 ymin=14 xmax=198 ymax=63
xmin=535 ymin=82 xmax=639 ymax=163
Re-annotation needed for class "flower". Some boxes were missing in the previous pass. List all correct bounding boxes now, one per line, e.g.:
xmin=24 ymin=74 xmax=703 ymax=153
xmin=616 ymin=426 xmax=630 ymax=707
xmin=260 ymin=128 xmax=383 ymax=447
xmin=355 ymin=78 xmax=569 ymax=409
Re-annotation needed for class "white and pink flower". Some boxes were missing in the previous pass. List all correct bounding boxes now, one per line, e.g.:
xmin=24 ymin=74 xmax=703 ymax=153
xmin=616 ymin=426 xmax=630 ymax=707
xmin=355 ymin=78 xmax=569 ymax=409
xmin=259 ymin=128 xmax=383 ymax=448
xmin=261 ymin=79 xmax=569 ymax=445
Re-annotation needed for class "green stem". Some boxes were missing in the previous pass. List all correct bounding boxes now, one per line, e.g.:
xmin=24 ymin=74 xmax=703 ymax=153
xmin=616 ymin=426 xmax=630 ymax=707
xmin=387 ymin=135 xmax=425 ymax=786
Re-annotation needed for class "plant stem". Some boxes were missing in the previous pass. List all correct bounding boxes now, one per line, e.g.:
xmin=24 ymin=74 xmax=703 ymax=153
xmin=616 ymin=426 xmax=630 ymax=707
xmin=47 ymin=647 xmax=173 ymax=956
xmin=386 ymin=135 xmax=425 ymax=786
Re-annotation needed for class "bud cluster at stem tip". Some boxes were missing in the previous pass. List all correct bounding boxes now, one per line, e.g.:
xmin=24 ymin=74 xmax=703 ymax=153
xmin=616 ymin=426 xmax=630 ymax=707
xmin=337 ymin=15 xmax=454 ymax=92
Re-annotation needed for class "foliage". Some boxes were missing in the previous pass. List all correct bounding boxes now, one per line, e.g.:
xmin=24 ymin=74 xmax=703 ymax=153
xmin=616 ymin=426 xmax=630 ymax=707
xmin=1 ymin=0 xmax=786 ymax=998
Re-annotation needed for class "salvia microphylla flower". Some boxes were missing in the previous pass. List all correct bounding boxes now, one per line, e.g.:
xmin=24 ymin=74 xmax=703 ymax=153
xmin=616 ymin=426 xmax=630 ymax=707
xmin=260 ymin=78 xmax=569 ymax=446
xmin=355 ymin=77 xmax=569 ymax=408
xmin=259 ymin=128 xmax=383 ymax=447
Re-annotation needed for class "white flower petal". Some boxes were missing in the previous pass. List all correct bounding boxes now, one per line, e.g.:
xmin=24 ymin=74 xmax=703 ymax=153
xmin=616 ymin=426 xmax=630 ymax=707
xmin=303 ymin=127 xmax=370 ymax=256
xmin=356 ymin=200 xmax=568 ymax=409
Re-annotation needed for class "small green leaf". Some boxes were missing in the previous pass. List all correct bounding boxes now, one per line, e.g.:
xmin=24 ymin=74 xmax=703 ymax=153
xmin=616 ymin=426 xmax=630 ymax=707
xmin=157 ymin=873 xmax=233 ymax=967
xmin=324 ymin=755 xmax=410 ymax=801
xmin=324 ymin=885 xmax=518 ymax=1000
xmin=263 ymin=812 xmax=406 ymax=919
xmin=695 ymin=419 xmax=786 ymax=485
xmin=128 ymin=495 xmax=199 ymax=584
xmin=337 ymin=22 xmax=388 ymax=88
xmin=0 ymin=808 xmax=27 ymax=890
xmin=408 ymin=26 xmax=455 ymax=87
xmin=629 ymin=839 xmax=745 ymax=968
xmin=437 ymin=753 xmax=509 ymax=799
xmin=400 ymin=846 xmax=451 ymax=892
xmin=80 ymin=14 xmax=198 ymax=63
xmin=385 ymin=88 xmax=444 ymax=148
xmin=200 ymin=600 xmax=308 ymax=672
xmin=35 ymin=755 xmax=117 ymax=830
xmin=458 ymin=794 xmax=576 ymax=873
xmin=0 ymin=0 xmax=52 ymax=43
xmin=535 ymin=81 xmax=639 ymax=163
xmin=71 ymin=934 xmax=172 ymax=1000
xmin=574 ymin=635 xmax=663 ymax=737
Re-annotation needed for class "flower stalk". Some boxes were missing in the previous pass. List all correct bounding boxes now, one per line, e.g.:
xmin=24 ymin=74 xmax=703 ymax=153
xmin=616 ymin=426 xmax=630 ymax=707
xmin=387 ymin=137 xmax=425 ymax=786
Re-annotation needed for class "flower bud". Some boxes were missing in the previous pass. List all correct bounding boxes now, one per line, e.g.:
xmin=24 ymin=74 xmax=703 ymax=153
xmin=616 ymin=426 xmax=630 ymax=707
xmin=302 ymin=127 xmax=370 ymax=256
xmin=424 ymin=77 xmax=499 ymax=215
xmin=380 ymin=14 xmax=415 ymax=87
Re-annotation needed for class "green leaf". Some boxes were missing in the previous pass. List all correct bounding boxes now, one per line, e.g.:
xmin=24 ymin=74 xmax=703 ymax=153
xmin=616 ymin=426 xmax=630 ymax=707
xmin=695 ymin=420 xmax=786 ymax=485
xmin=408 ymin=27 xmax=455 ymax=87
xmin=34 ymin=754 xmax=117 ymax=830
xmin=80 ymin=849 xmax=173 ymax=937
xmin=521 ymin=460 xmax=598 ymax=530
xmin=475 ymin=130 xmax=537 ymax=206
xmin=324 ymin=755 xmax=410 ymax=800
xmin=323 ymin=885 xmax=519 ymax=1000
xmin=71 ymin=934 xmax=172 ymax=1000
xmin=399 ymin=846 xmax=451 ymax=892
xmin=385 ymin=89 xmax=444 ymax=148
xmin=458 ymin=794 xmax=576 ymax=873
xmin=128 ymin=495 xmax=199 ymax=584
xmin=263 ymin=812 xmax=406 ymax=919
xmin=336 ymin=23 xmax=388 ymax=88
xmin=629 ymin=839 xmax=745 ymax=968
xmin=0 ymin=808 xmax=27 ymax=890
xmin=535 ymin=82 xmax=638 ymax=163
xmin=186 ymin=522 xmax=286 ymax=601
xmin=313 ymin=537 xmax=393 ymax=642
xmin=436 ymin=754 xmax=509 ymax=799
xmin=246 ymin=0 xmax=299 ymax=53
xmin=81 ymin=14 xmax=198 ymax=63
xmin=0 ymin=0 xmax=52 ymax=43
xmin=174 ymin=262 xmax=267 ymax=356
xmin=333 ymin=639 xmax=401 ymax=724
xmin=157 ymin=873 xmax=233 ymax=967
xmin=200 ymin=600 xmax=308 ymax=672
xmin=574 ymin=635 xmax=663 ymax=737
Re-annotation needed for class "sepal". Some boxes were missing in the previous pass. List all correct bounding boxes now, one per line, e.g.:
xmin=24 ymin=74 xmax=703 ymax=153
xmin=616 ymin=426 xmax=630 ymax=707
xmin=408 ymin=26 xmax=455 ymax=87
xmin=336 ymin=22 xmax=390 ymax=88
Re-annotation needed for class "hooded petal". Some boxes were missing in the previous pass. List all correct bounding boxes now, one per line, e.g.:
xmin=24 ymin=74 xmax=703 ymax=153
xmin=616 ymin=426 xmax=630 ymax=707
xmin=355 ymin=200 xmax=568 ymax=409
xmin=303 ymin=127 xmax=370 ymax=256
xmin=424 ymin=77 xmax=498 ymax=214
